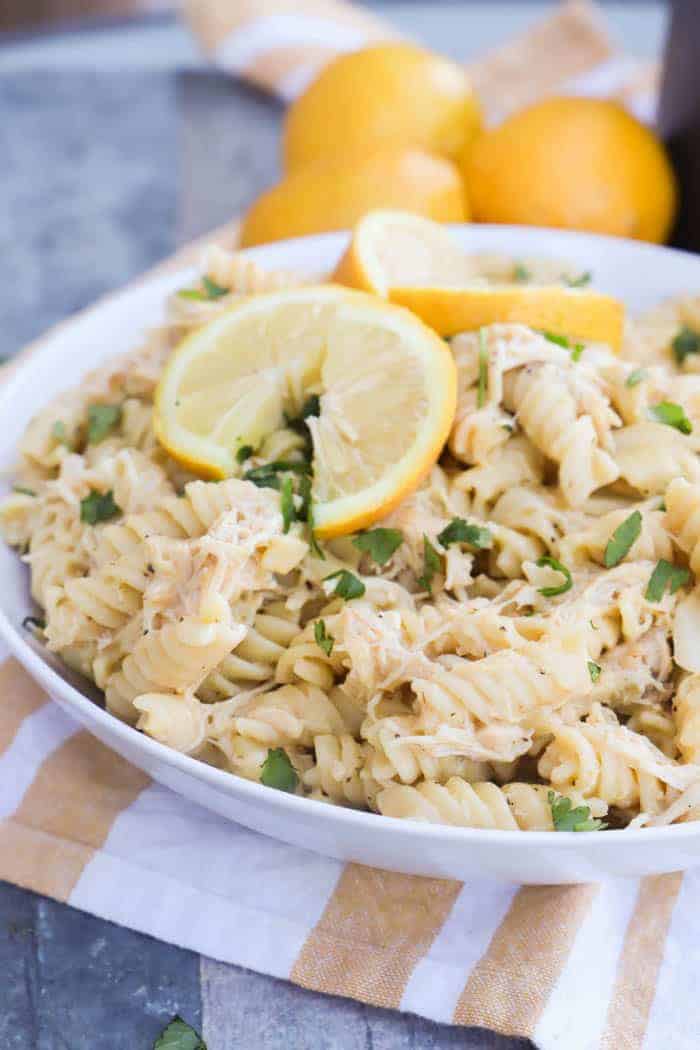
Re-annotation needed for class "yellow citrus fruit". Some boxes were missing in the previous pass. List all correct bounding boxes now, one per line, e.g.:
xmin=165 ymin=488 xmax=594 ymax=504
xmin=333 ymin=209 xmax=475 ymax=294
xmin=465 ymin=97 xmax=677 ymax=244
xmin=239 ymin=148 xmax=467 ymax=248
xmin=154 ymin=286 xmax=457 ymax=538
xmin=283 ymin=43 xmax=482 ymax=173
xmin=389 ymin=284 xmax=625 ymax=348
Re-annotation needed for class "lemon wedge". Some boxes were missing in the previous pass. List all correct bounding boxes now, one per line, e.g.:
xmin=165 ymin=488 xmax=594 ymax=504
xmin=154 ymin=286 xmax=457 ymax=539
xmin=333 ymin=210 xmax=475 ymax=295
xmin=389 ymin=284 xmax=625 ymax=349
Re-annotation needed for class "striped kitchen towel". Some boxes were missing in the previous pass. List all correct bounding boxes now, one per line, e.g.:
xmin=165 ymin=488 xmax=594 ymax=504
xmin=0 ymin=635 xmax=696 ymax=1049
xmin=182 ymin=0 xmax=661 ymax=125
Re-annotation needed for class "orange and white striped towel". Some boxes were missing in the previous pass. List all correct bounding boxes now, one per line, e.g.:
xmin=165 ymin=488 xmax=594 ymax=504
xmin=0 ymin=637 xmax=695 ymax=1049
xmin=182 ymin=0 xmax=661 ymax=125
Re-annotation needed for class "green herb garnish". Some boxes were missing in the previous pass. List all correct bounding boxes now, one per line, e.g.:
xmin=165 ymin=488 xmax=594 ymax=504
xmin=284 ymin=394 xmax=321 ymax=459
xmin=648 ymin=401 xmax=693 ymax=435
xmin=353 ymin=527 xmax=403 ymax=566
xmin=236 ymin=444 xmax=253 ymax=463
xmin=588 ymin=661 xmax=601 ymax=683
xmin=477 ymin=328 xmax=488 ymax=409
xmin=565 ymin=271 xmax=592 ymax=288
xmin=645 ymin=559 xmax=691 ymax=603
xmin=154 ymin=1016 xmax=207 ymax=1050
xmin=323 ymin=569 xmax=365 ymax=600
xmin=51 ymin=420 xmax=71 ymax=447
xmin=80 ymin=489 xmax=121 ymax=525
xmin=549 ymin=791 xmax=606 ymax=832
xmin=280 ymin=475 xmax=295 ymax=533
xmin=297 ymin=474 xmax=312 ymax=522
xmin=437 ymin=517 xmax=492 ymax=550
xmin=307 ymin=500 xmax=325 ymax=560
xmin=603 ymin=510 xmax=642 ymax=567
xmin=87 ymin=402 xmax=121 ymax=444
xmin=513 ymin=262 xmax=530 ymax=283
xmin=542 ymin=330 xmax=584 ymax=361
xmin=178 ymin=275 xmax=228 ymax=301
xmin=535 ymin=555 xmax=573 ymax=597
xmin=244 ymin=459 xmax=310 ymax=490
xmin=672 ymin=325 xmax=700 ymax=366
xmin=418 ymin=535 xmax=442 ymax=591
xmin=13 ymin=485 xmax=36 ymax=497
xmin=314 ymin=619 xmax=334 ymax=657
xmin=260 ymin=747 xmax=298 ymax=793
xmin=626 ymin=368 xmax=647 ymax=388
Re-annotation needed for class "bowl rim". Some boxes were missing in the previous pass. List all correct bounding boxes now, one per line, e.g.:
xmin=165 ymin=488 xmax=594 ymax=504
xmin=3 ymin=221 xmax=700 ymax=848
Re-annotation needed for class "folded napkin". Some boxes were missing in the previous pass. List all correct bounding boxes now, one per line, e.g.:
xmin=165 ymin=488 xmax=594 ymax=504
xmin=182 ymin=0 xmax=660 ymax=125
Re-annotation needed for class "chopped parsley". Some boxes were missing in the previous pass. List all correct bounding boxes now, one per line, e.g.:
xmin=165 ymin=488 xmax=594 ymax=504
xmin=324 ymin=569 xmax=365 ymax=600
xmin=565 ymin=271 xmax=592 ymax=288
xmin=535 ymin=555 xmax=573 ymax=597
xmin=353 ymin=527 xmax=404 ymax=566
xmin=297 ymin=474 xmax=312 ymax=522
xmin=314 ymin=619 xmax=334 ymax=657
xmin=243 ymin=459 xmax=309 ymax=490
xmin=477 ymin=328 xmax=488 ymax=409
xmin=603 ymin=510 xmax=642 ymax=568
xmin=645 ymin=559 xmax=691 ymax=603
xmin=260 ymin=747 xmax=298 ymax=793
xmin=284 ymin=394 xmax=321 ymax=459
xmin=178 ymin=275 xmax=228 ymax=301
xmin=672 ymin=325 xmax=700 ymax=366
xmin=437 ymin=517 xmax=492 ymax=550
xmin=154 ymin=1016 xmax=207 ymax=1050
xmin=87 ymin=402 xmax=122 ymax=444
xmin=418 ymin=535 xmax=442 ymax=591
xmin=588 ymin=661 xmax=601 ymax=683
xmin=648 ymin=401 xmax=693 ymax=435
xmin=80 ymin=489 xmax=121 ymax=525
xmin=280 ymin=475 xmax=295 ymax=533
xmin=236 ymin=444 xmax=253 ymax=463
xmin=542 ymin=330 xmax=584 ymax=361
xmin=13 ymin=485 xmax=36 ymax=497
xmin=626 ymin=367 xmax=647 ymax=388
xmin=513 ymin=262 xmax=531 ymax=283
xmin=51 ymin=420 xmax=71 ymax=447
xmin=549 ymin=791 xmax=606 ymax=832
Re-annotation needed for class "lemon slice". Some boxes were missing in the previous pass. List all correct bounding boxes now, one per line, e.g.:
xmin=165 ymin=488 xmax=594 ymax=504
xmin=333 ymin=210 xmax=475 ymax=295
xmin=154 ymin=286 xmax=456 ymax=538
xmin=389 ymin=284 xmax=625 ymax=349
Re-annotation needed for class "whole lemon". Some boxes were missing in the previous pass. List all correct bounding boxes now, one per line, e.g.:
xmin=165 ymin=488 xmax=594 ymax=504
xmin=283 ymin=44 xmax=482 ymax=173
xmin=239 ymin=148 xmax=468 ymax=247
xmin=465 ymin=97 xmax=677 ymax=244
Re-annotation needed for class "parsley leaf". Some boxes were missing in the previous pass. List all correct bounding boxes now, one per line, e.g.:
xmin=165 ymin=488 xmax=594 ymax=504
xmin=244 ymin=460 xmax=309 ymax=490
xmin=80 ymin=489 xmax=121 ymax=525
xmin=477 ymin=328 xmax=488 ymax=409
xmin=13 ymin=485 xmax=36 ymax=497
xmin=588 ymin=661 xmax=601 ymax=683
xmin=626 ymin=367 xmax=647 ymax=388
xmin=513 ymin=262 xmax=530 ymax=283
xmin=603 ymin=510 xmax=642 ymax=567
xmin=297 ymin=473 xmax=312 ymax=522
xmin=648 ymin=401 xmax=693 ymax=434
xmin=645 ymin=559 xmax=691 ymax=603
xmin=87 ymin=402 xmax=121 ymax=444
xmin=437 ymin=517 xmax=492 ymax=550
xmin=323 ymin=569 xmax=365 ymax=600
xmin=280 ymin=475 xmax=295 ymax=533
xmin=284 ymin=394 xmax=321 ymax=459
xmin=51 ymin=420 xmax=71 ymax=448
xmin=260 ymin=747 xmax=298 ymax=793
xmin=314 ymin=619 xmax=334 ymax=657
xmin=236 ymin=444 xmax=253 ymax=463
xmin=565 ymin=271 xmax=592 ymax=287
xmin=353 ymin=527 xmax=403 ymax=566
xmin=548 ymin=791 xmax=606 ymax=832
xmin=535 ymin=555 xmax=573 ymax=597
xmin=154 ymin=1016 xmax=207 ymax=1049
xmin=418 ymin=535 xmax=442 ymax=591
xmin=672 ymin=325 xmax=700 ymax=366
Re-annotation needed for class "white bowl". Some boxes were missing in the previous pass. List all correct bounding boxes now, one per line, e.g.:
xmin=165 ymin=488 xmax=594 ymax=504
xmin=3 ymin=225 xmax=700 ymax=885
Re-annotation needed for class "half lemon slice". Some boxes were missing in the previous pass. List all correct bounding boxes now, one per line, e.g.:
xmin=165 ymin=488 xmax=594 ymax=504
xmin=154 ymin=286 xmax=457 ymax=538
